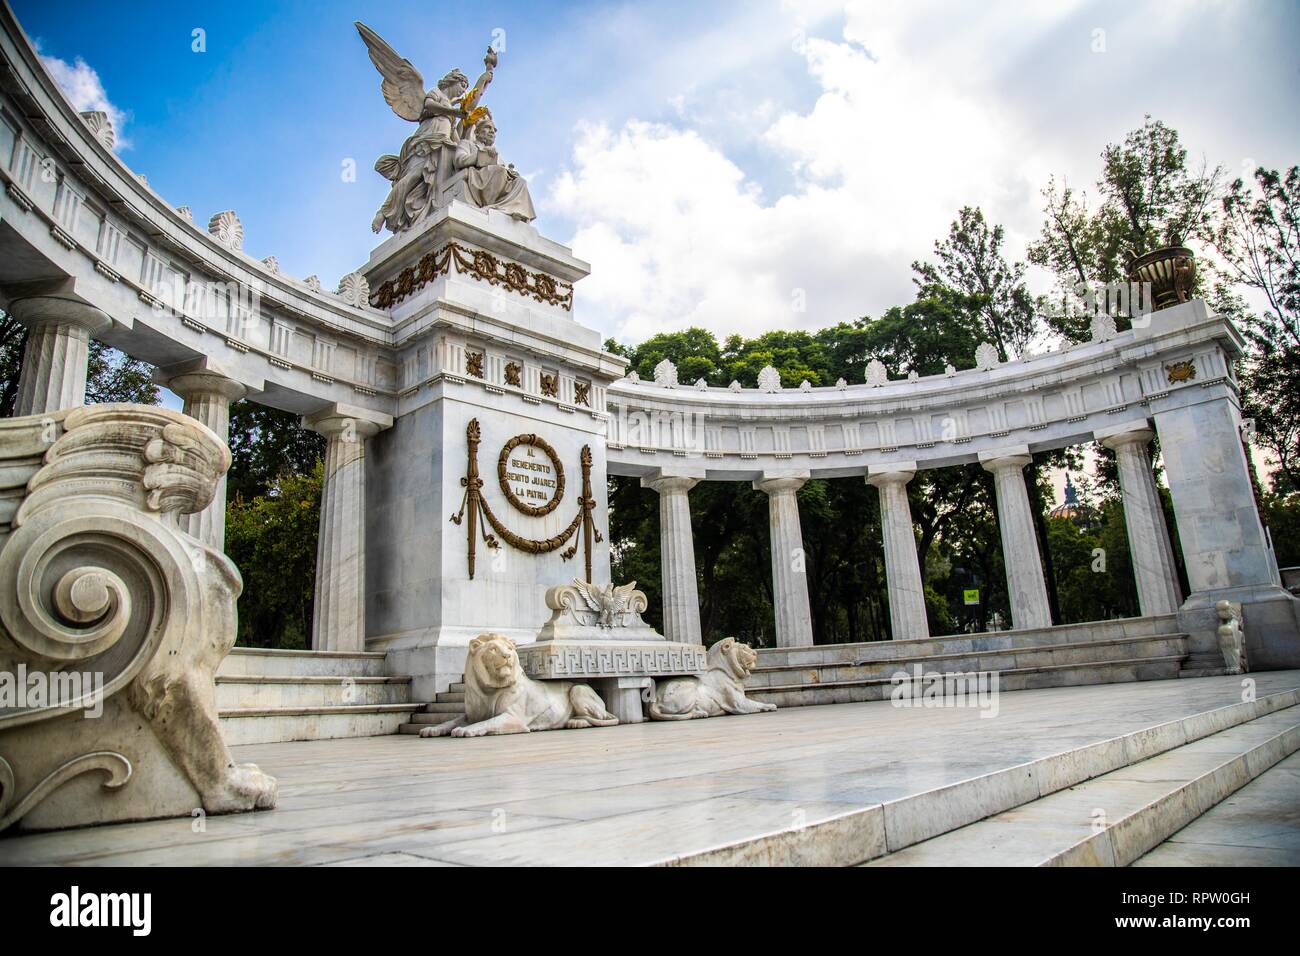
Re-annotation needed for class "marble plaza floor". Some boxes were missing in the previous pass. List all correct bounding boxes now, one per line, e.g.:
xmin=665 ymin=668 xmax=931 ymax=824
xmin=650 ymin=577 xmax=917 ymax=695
xmin=3 ymin=671 xmax=1299 ymax=866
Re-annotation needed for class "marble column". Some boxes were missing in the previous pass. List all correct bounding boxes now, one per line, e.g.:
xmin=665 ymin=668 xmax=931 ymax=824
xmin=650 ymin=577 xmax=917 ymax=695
xmin=305 ymin=408 xmax=386 ymax=652
xmin=979 ymin=448 xmax=1052 ymax=630
xmin=867 ymin=462 xmax=930 ymax=641
xmin=640 ymin=470 xmax=703 ymax=644
xmin=156 ymin=364 xmax=247 ymax=549
xmin=754 ymin=472 xmax=814 ymax=647
xmin=9 ymin=295 xmax=111 ymax=416
xmin=1151 ymin=392 xmax=1279 ymax=602
xmin=1098 ymin=424 xmax=1181 ymax=616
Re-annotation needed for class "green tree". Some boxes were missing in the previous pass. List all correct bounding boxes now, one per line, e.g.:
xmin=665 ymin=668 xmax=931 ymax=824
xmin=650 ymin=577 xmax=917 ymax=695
xmin=225 ymin=463 xmax=323 ymax=649
xmin=226 ymin=401 xmax=326 ymax=502
xmin=1030 ymin=117 xmax=1222 ymax=340
xmin=913 ymin=206 xmax=1038 ymax=359
xmin=1207 ymin=165 xmax=1300 ymax=491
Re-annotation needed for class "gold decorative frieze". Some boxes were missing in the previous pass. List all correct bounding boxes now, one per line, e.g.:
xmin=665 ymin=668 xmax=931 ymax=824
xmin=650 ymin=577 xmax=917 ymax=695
xmin=369 ymin=241 xmax=574 ymax=311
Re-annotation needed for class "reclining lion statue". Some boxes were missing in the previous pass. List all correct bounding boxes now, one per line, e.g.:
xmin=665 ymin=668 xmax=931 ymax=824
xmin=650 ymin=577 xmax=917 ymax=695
xmin=420 ymin=633 xmax=618 ymax=737
xmin=647 ymin=637 xmax=777 ymax=720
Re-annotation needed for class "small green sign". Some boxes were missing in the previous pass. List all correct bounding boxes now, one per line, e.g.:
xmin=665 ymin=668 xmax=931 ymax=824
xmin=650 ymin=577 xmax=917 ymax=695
xmin=963 ymin=589 xmax=980 ymax=606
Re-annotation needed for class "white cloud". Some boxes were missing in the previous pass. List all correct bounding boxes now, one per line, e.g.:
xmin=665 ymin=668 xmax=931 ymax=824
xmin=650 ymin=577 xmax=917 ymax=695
xmin=550 ymin=3 xmax=1075 ymax=344
xmin=37 ymin=52 xmax=129 ymax=151
xmin=549 ymin=0 xmax=1282 ymax=347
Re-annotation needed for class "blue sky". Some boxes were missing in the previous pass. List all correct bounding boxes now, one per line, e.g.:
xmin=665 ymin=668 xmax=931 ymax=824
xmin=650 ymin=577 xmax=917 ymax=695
xmin=16 ymin=0 xmax=1300 ymax=348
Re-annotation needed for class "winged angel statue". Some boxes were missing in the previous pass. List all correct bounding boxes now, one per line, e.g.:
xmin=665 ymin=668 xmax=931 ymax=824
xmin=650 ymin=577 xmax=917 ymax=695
xmin=356 ymin=22 xmax=535 ymax=234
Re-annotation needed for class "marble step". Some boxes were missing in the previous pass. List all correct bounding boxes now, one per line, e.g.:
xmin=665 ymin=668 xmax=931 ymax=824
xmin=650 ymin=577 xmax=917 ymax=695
xmin=419 ymin=702 xmax=467 ymax=715
xmin=218 ymin=646 xmax=389 ymax=678
xmin=435 ymin=691 xmax=465 ymax=704
xmin=215 ymin=675 xmax=413 ymax=710
xmin=749 ymin=653 xmax=1187 ymax=708
xmin=864 ymin=704 xmax=1300 ymax=866
xmin=753 ymin=614 xmax=1182 ymax=671
xmin=219 ymin=702 xmax=426 ymax=746
xmin=748 ymin=633 xmax=1188 ymax=687
xmin=655 ymin=686 xmax=1300 ymax=866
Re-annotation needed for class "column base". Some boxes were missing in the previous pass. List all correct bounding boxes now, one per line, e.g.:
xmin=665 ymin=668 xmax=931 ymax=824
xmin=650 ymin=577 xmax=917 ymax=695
xmin=1178 ymin=585 xmax=1300 ymax=670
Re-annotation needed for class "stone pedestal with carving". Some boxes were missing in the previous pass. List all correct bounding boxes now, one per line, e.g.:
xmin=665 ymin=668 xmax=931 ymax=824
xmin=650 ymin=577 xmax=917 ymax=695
xmin=1151 ymin=385 xmax=1300 ymax=668
xmin=0 ymin=404 xmax=277 ymax=832
xmin=515 ymin=580 xmax=707 ymax=723
xmin=362 ymin=203 xmax=625 ymax=699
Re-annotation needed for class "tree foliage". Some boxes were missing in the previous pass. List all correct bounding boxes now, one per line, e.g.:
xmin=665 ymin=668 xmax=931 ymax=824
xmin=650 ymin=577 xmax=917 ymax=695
xmin=225 ymin=463 xmax=323 ymax=649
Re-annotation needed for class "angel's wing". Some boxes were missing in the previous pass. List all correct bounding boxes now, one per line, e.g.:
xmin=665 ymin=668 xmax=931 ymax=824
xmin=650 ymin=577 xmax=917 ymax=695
xmin=355 ymin=21 xmax=426 ymax=122
xmin=612 ymin=582 xmax=637 ymax=606
xmin=571 ymin=579 xmax=604 ymax=612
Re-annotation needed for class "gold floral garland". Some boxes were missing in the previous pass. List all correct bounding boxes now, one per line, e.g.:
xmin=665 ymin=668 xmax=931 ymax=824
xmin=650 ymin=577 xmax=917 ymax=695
xmin=370 ymin=242 xmax=574 ymax=311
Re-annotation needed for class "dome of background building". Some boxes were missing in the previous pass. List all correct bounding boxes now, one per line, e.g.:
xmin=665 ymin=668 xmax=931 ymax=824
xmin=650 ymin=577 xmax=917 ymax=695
xmin=1049 ymin=473 xmax=1083 ymax=522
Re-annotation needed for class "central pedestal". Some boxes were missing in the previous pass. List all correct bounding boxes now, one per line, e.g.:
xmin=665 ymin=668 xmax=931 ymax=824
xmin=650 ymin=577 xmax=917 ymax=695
xmin=361 ymin=203 xmax=627 ymax=699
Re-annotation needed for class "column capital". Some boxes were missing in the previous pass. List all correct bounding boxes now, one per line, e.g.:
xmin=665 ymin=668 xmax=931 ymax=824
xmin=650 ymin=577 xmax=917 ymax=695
xmin=978 ymin=444 xmax=1033 ymax=473
xmin=153 ymin=357 xmax=259 ymax=402
xmin=867 ymin=460 xmax=917 ymax=487
xmin=7 ymin=293 xmax=111 ymax=336
xmin=1095 ymin=421 xmax=1155 ymax=451
xmin=754 ymin=470 xmax=809 ymax=495
xmin=303 ymin=402 xmax=393 ymax=441
xmin=641 ymin=474 xmax=699 ymax=495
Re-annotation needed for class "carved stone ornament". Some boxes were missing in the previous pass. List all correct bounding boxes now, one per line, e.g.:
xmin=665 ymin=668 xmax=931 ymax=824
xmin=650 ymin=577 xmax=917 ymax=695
xmin=207 ymin=210 xmax=244 ymax=251
xmin=465 ymin=350 xmax=485 ymax=379
xmin=504 ymin=361 xmax=522 ymax=387
xmin=654 ymin=359 xmax=678 ymax=388
xmin=497 ymin=433 xmax=564 ymax=517
xmin=303 ymin=275 xmax=322 ymax=291
xmin=975 ymin=342 xmax=1000 ymax=371
xmin=757 ymin=365 xmax=781 ymax=393
xmin=728 ymin=380 xmax=742 ymax=392
xmin=866 ymin=358 xmax=888 ymax=387
xmin=418 ymin=634 xmax=617 ymax=738
xmin=1090 ymin=310 xmax=1118 ymax=342
xmin=0 ymin=405 xmax=277 ymax=832
xmin=647 ymin=638 xmax=777 ymax=720
xmin=79 ymin=110 xmax=114 ymax=150
xmin=261 ymin=255 xmax=280 ymax=274
xmin=574 ymin=381 xmax=591 ymax=406
xmin=1166 ymin=360 xmax=1197 ymax=384
xmin=336 ymin=271 xmax=371 ymax=308
xmin=540 ymin=372 xmax=559 ymax=398
xmin=799 ymin=379 xmax=812 ymax=392
xmin=176 ymin=205 xmax=193 ymax=222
